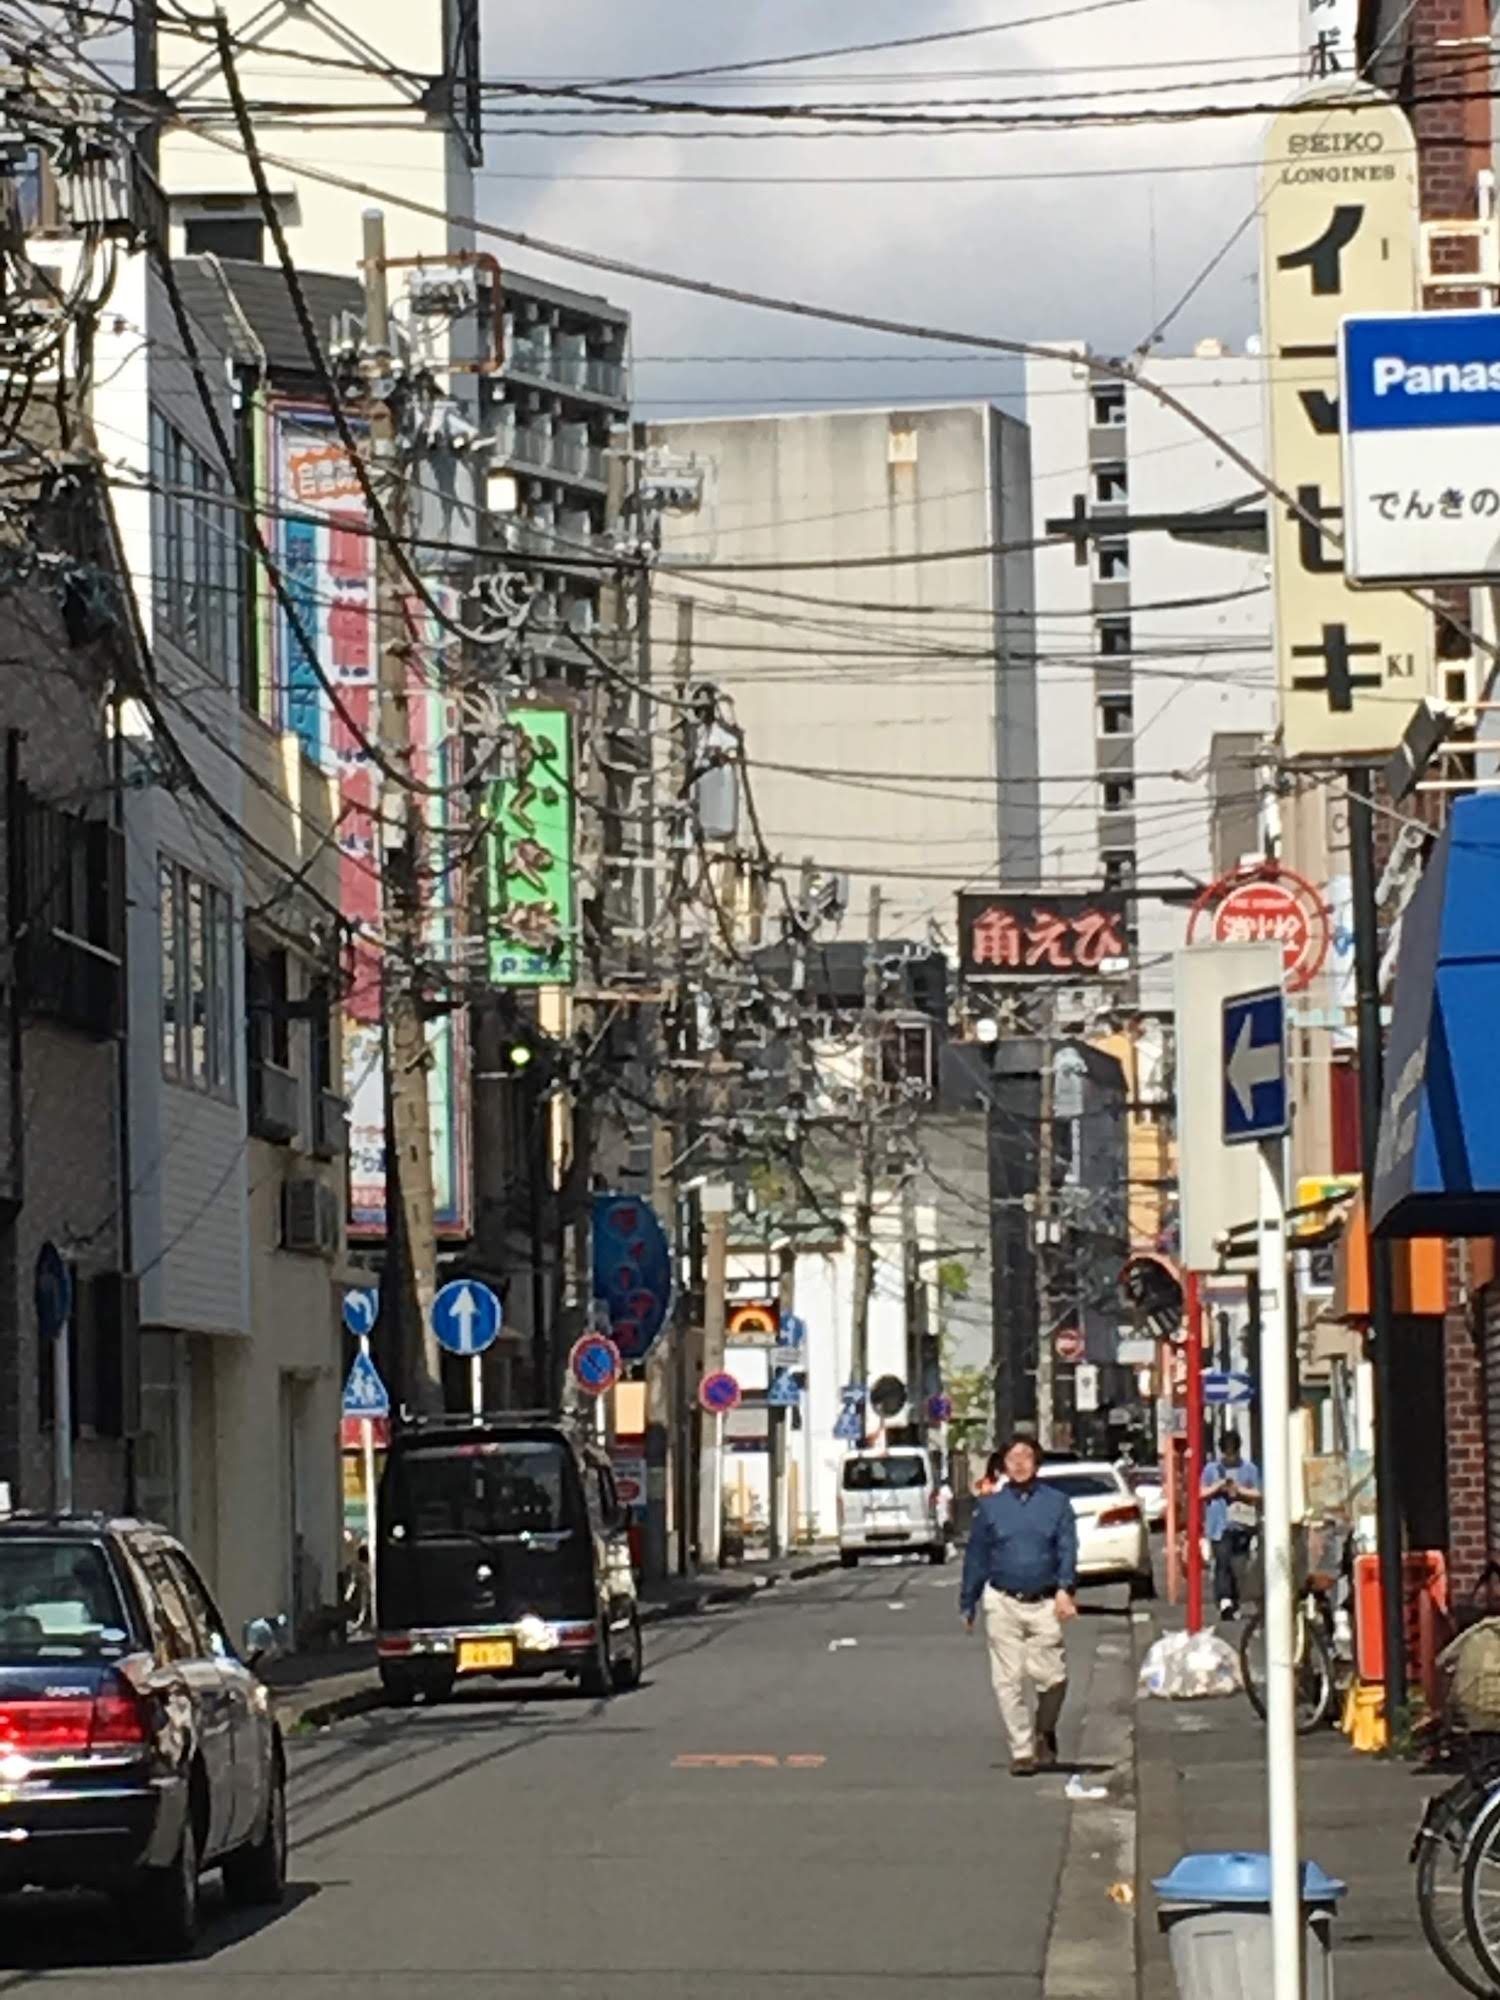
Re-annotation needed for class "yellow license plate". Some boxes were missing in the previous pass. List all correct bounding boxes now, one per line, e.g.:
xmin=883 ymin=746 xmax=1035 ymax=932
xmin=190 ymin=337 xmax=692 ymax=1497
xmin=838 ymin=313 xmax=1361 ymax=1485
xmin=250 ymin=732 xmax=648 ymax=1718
xmin=458 ymin=1640 xmax=514 ymax=1673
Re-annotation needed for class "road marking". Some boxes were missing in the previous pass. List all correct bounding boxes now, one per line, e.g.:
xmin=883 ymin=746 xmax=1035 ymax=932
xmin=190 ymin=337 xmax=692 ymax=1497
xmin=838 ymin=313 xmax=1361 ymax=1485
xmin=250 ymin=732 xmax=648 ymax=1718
xmin=672 ymin=1753 xmax=826 ymax=1770
xmin=828 ymin=1637 xmax=858 ymax=1651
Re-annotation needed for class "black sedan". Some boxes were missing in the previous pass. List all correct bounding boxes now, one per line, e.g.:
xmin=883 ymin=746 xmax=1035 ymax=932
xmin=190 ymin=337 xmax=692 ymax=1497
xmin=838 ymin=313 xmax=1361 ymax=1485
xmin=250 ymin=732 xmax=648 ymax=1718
xmin=0 ymin=1515 xmax=287 ymax=1953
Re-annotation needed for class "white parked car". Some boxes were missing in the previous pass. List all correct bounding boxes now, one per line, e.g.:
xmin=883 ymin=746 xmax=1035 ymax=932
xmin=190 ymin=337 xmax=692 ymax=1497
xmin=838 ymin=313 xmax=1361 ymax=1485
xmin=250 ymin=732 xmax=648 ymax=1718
xmin=838 ymin=1447 xmax=948 ymax=1566
xmin=1123 ymin=1462 xmax=1167 ymax=1529
xmin=1037 ymin=1460 xmax=1155 ymax=1600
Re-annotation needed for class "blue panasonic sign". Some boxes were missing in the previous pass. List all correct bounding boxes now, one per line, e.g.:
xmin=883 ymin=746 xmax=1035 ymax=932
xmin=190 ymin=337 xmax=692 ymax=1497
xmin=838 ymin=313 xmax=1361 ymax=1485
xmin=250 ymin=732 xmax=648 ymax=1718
xmin=1344 ymin=311 xmax=1500 ymax=431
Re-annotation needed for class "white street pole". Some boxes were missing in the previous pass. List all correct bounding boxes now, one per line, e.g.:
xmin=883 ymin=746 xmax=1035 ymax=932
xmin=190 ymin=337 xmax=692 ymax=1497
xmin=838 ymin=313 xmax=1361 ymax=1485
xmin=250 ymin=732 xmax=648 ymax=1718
xmin=713 ymin=1411 xmax=724 ymax=1567
xmin=1258 ymin=1134 xmax=1300 ymax=2000
xmin=53 ymin=1320 xmax=72 ymax=1513
xmin=470 ymin=1355 xmax=483 ymax=1420
xmin=359 ymin=1332 xmax=379 ymax=1631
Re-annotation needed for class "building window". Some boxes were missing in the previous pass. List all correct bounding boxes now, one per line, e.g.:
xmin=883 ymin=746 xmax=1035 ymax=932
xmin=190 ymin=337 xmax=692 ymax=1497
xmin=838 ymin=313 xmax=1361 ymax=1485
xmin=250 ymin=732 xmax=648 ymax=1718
xmin=1097 ymin=691 xmax=1134 ymax=736
xmin=1100 ymin=776 xmax=1135 ymax=814
xmin=1098 ymin=616 xmax=1132 ymax=657
xmin=183 ymin=215 xmax=264 ymax=263
xmin=1095 ymin=539 xmax=1130 ymax=582
xmin=160 ymin=857 xmax=235 ymax=1097
xmin=149 ymin=407 xmax=239 ymax=682
xmin=1092 ymin=382 xmax=1126 ymax=427
xmin=1102 ymin=848 xmax=1137 ymax=890
xmin=19 ymin=793 xmax=124 ymax=1038
xmin=1093 ymin=461 xmax=1128 ymax=505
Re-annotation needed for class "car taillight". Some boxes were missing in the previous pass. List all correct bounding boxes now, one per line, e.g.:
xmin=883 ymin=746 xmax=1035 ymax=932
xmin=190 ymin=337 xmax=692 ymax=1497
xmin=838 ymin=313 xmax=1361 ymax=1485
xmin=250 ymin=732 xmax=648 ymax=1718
xmin=1098 ymin=1503 xmax=1141 ymax=1527
xmin=90 ymin=1677 xmax=149 ymax=1749
xmin=0 ymin=1698 xmax=95 ymax=1752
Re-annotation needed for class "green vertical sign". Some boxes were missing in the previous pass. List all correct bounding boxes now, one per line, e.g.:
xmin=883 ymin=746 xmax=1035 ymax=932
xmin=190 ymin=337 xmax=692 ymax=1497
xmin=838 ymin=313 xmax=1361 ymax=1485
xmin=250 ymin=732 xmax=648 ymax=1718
xmin=486 ymin=708 xmax=575 ymax=986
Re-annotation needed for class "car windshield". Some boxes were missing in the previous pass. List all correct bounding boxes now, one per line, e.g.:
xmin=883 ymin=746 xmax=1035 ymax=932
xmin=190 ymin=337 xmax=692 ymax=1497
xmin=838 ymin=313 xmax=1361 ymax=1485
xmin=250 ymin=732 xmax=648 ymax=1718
xmin=395 ymin=1441 xmax=574 ymax=1540
xmin=1041 ymin=1472 xmax=1120 ymax=1499
xmin=842 ymin=1456 xmax=929 ymax=1492
xmin=0 ymin=1542 xmax=130 ymax=1659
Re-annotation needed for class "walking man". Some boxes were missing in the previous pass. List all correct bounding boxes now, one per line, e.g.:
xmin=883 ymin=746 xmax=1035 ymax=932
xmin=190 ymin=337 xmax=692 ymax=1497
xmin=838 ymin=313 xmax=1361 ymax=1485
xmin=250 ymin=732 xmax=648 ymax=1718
xmin=960 ymin=1435 xmax=1078 ymax=1775
xmin=1201 ymin=1427 xmax=1261 ymax=1620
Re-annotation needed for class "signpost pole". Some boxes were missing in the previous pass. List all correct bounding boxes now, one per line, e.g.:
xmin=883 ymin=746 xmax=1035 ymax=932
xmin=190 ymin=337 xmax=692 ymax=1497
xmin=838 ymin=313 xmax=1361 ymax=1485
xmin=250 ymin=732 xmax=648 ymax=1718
xmin=53 ymin=1309 xmax=72 ymax=1515
xmin=358 ymin=1334 xmax=379 ymax=1630
xmin=1185 ymin=1272 xmax=1204 ymax=1634
xmin=1258 ymin=1135 xmax=1300 ymax=2000
xmin=713 ymin=1411 xmax=724 ymax=1564
xmin=1162 ymin=1337 xmax=1179 ymax=1606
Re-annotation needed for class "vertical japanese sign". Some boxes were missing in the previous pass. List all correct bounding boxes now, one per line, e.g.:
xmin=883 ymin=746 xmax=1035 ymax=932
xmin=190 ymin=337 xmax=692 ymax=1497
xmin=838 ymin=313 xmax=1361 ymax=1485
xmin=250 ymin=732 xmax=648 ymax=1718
xmin=268 ymin=402 xmax=471 ymax=1238
xmin=1261 ymin=94 xmax=1431 ymax=760
xmin=486 ymin=709 xmax=575 ymax=985
xmin=1299 ymin=0 xmax=1359 ymax=79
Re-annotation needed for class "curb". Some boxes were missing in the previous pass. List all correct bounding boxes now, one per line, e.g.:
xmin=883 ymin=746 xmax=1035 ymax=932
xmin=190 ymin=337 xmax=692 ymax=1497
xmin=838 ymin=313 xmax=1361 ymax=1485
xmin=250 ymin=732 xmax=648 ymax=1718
xmin=283 ymin=1554 xmax=844 ymax=1731
xmin=1131 ymin=1605 xmax=1182 ymax=2000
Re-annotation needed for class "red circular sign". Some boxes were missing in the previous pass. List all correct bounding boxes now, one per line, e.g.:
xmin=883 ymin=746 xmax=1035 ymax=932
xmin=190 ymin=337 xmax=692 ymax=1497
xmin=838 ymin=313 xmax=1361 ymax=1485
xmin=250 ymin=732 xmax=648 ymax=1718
xmin=699 ymin=1371 xmax=742 ymax=1415
xmin=1186 ymin=864 xmax=1330 ymax=994
xmin=1055 ymin=1327 xmax=1086 ymax=1364
xmin=568 ymin=1334 xmax=622 ymax=1396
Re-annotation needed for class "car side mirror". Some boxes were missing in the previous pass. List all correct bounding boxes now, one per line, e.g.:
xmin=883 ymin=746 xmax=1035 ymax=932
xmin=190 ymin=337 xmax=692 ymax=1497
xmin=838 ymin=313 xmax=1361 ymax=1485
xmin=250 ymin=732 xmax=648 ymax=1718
xmin=243 ymin=1615 xmax=284 ymax=1666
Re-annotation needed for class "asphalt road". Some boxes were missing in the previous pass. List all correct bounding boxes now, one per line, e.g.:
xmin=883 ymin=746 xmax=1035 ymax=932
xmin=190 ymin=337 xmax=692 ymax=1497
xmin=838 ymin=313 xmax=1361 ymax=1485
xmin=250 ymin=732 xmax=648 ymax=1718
xmin=0 ymin=1562 xmax=1131 ymax=1998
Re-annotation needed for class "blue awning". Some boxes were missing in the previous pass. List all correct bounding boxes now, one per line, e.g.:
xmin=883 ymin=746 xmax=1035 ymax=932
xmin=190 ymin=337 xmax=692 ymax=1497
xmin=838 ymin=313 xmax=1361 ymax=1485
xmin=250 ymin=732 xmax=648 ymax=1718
xmin=1373 ymin=794 xmax=1500 ymax=1237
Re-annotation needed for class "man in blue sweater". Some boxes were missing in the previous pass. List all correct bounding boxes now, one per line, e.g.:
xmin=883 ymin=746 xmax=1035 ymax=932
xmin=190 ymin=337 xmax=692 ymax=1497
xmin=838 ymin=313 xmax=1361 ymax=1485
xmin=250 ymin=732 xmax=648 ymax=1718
xmin=960 ymin=1436 xmax=1078 ymax=1775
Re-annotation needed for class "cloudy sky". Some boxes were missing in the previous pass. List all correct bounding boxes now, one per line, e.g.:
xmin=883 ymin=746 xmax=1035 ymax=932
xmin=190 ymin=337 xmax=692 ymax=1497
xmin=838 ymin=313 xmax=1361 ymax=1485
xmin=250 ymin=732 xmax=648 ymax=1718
xmin=477 ymin=0 xmax=1302 ymax=418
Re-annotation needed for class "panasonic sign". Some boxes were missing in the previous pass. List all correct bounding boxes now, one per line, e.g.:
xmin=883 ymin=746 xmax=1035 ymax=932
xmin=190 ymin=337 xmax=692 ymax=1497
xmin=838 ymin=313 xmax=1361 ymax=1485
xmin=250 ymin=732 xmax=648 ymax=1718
xmin=1341 ymin=309 xmax=1500 ymax=585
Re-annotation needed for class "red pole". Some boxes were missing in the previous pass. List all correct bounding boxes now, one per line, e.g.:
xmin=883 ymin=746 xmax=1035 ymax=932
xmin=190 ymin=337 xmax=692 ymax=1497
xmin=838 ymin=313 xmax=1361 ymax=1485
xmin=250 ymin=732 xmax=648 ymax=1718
xmin=1186 ymin=1271 xmax=1205 ymax=1635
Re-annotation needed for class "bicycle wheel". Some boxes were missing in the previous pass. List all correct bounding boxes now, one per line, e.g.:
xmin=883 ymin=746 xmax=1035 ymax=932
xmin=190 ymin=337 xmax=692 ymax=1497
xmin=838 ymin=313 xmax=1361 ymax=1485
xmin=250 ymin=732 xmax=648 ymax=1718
xmin=1240 ymin=1605 xmax=1335 ymax=1733
xmin=1464 ymin=1783 xmax=1500 ymax=1990
xmin=1416 ymin=1775 xmax=1500 ymax=1999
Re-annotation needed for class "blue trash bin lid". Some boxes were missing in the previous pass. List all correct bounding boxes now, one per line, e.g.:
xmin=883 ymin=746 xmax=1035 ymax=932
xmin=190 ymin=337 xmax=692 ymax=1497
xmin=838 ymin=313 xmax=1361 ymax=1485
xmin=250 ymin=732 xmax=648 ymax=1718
xmin=1152 ymin=1853 xmax=1347 ymax=1906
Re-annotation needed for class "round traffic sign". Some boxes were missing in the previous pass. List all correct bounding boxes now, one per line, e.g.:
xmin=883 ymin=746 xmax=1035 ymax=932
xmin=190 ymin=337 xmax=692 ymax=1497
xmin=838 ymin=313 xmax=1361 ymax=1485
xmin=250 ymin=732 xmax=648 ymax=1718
xmin=430 ymin=1278 xmax=502 ymax=1357
xmin=34 ymin=1242 xmax=71 ymax=1342
xmin=342 ymin=1286 xmax=379 ymax=1339
xmin=870 ymin=1375 xmax=907 ymax=1419
xmin=1055 ymin=1326 xmax=1086 ymax=1364
xmin=1186 ymin=863 xmax=1330 ymax=994
xmin=699 ymin=1371 xmax=741 ymax=1415
xmin=569 ymin=1333 xmax=622 ymax=1396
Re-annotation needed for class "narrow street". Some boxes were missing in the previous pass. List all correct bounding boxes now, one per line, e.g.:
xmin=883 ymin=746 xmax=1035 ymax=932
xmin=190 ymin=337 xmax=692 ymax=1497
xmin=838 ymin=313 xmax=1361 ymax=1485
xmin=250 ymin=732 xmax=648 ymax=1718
xmin=0 ymin=1571 xmax=1133 ymax=1998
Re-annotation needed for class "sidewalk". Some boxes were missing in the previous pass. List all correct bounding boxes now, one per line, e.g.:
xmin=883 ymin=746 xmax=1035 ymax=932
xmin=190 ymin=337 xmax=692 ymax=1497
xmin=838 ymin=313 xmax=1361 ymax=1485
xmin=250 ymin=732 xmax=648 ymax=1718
xmin=1134 ymin=1607 xmax=1449 ymax=1999
xmin=265 ymin=1548 xmax=842 ymax=1728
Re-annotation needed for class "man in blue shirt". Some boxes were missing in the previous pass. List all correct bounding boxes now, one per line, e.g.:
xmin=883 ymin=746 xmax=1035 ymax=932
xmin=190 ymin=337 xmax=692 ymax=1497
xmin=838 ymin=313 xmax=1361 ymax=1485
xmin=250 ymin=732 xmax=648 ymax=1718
xmin=961 ymin=1436 xmax=1078 ymax=1775
xmin=1201 ymin=1428 xmax=1261 ymax=1620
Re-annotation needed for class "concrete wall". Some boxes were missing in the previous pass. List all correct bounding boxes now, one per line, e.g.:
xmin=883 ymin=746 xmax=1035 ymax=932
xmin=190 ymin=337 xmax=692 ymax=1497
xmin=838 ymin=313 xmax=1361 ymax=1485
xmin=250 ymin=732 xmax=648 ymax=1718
xmin=647 ymin=404 xmax=1038 ymax=944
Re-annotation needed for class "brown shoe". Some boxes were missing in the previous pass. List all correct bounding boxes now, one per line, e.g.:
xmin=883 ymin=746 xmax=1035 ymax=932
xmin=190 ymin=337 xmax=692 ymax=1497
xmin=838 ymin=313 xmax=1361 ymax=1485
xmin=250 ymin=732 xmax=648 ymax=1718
xmin=1010 ymin=1756 xmax=1038 ymax=1777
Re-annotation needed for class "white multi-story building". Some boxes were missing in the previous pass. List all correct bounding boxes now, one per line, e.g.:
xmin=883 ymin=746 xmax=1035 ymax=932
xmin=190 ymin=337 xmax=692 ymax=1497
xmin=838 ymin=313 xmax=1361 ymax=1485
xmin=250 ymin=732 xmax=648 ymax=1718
xmin=1024 ymin=342 xmax=1277 ymax=1011
xmin=646 ymin=405 xmax=1040 ymax=945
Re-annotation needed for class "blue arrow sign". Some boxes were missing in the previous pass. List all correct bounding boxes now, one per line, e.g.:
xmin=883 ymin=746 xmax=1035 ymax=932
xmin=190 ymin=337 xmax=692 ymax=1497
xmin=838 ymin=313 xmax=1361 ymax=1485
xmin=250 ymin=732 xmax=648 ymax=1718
xmin=779 ymin=1313 xmax=806 ymax=1349
xmin=33 ymin=1241 xmax=71 ymax=1343
xmin=342 ymin=1286 xmax=379 ymax=1339
xmin=342 ymin=1349 xmax=390 ymax=1420
xmin=766 ymin=1369 xmax=802 ymax=1410
xmin=833 ymin=1406 xmax=863 ymax=1444
xmin=1222 ymin=987 xmax=1288 ymax=1145
xmin=1202 ymin=1369 xmax=1254 ymax=1409
xmin=430 ymin=1279 xmax=502 ymax=1357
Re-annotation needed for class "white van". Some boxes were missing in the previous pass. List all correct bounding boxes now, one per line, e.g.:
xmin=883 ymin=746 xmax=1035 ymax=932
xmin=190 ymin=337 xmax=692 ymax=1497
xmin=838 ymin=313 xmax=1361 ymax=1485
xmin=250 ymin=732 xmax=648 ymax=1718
xmin=838 ymin=1448 xmax=948 ymax=1567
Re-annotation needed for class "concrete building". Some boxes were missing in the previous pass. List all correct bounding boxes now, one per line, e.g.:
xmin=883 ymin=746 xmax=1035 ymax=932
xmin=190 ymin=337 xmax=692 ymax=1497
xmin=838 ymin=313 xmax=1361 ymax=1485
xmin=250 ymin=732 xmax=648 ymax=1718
xmin=86 ymin=258 xmax=348 ymax=1638
xmin=645 ymin=405 xmax=1039 ymax=943
xmin=1023 ymin=343 xmax=1277 ymax=1012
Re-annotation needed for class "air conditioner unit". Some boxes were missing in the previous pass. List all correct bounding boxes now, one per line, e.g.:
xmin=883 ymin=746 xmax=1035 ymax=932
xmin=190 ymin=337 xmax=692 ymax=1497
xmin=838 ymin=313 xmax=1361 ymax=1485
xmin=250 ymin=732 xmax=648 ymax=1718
xmin=282 ymin=1177 xmax=339 ymax=1258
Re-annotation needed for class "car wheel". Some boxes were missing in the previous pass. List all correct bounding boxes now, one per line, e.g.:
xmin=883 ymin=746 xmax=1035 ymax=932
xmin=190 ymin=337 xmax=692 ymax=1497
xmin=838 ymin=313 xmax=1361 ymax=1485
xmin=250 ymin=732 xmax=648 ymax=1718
xmin=839 ymin=1551 xmax=858 ymax=1570
xmin=1130 ymin=1568 xmax=1157 ymax=1602
xmin=610 ymin=1608 xmax=644 ymax=1693
xmin=223 ymin=1756 xmax=288 ymax=1909
xmin=579 ymin=1627 xmax=612 ymax=1700
xmin=133 ymin=1801 xmax=201 ymax=1956
xmin=379 ymin=1663 xmax=418 ymax=1707
xmin=927 ymin=1542 xmax=950 ymax=1567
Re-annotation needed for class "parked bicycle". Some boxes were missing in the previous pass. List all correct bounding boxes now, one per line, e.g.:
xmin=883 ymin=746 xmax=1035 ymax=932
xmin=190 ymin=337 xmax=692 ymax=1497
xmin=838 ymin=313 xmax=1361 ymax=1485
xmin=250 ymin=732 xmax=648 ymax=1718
xmin=1412 ymin=1754 xmax=1500 ymax=1998
xmin=1238 ymin=1524 xmax=1352 ymax=1735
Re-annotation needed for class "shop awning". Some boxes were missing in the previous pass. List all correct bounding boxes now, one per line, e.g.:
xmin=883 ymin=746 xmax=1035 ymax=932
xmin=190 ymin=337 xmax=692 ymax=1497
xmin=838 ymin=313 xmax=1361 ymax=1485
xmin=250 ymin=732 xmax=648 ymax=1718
xmin=1372 ymin=794 xmax=1500 ymax=1238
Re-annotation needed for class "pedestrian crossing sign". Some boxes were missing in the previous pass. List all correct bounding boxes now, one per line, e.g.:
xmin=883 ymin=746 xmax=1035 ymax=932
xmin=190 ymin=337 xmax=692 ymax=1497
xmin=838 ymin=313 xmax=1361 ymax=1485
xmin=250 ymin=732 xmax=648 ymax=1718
xmin=342 ymin=1350 xmax=390 ymax=1420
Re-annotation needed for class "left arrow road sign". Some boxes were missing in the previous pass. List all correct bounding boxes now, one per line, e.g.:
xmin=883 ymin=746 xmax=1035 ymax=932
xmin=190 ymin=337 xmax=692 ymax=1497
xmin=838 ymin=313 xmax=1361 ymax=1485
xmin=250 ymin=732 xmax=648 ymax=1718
xmin=1222 ymin=987 xmax=1288 ymax=1145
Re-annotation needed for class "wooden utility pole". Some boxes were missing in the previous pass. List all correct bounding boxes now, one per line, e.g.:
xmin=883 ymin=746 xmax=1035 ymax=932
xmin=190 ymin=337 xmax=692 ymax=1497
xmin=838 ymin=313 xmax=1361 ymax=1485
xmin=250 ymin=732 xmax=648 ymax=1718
xmin=849 ymin=884 xmax=882 ymax=1430
xmin=1033 ymin=1005 xmax=1057 ymax=1449
xmin=698 ymin=1187 xmax=730 ymax=1566
xmin=364 ymin=207 xmax=441 ymax=1412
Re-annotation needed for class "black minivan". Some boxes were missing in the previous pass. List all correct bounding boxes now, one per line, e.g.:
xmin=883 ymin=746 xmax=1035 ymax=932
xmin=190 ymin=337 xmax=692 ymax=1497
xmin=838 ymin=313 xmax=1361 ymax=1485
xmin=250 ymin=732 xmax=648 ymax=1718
xmin=375 ymin=1418 xmax=643 ymax=1705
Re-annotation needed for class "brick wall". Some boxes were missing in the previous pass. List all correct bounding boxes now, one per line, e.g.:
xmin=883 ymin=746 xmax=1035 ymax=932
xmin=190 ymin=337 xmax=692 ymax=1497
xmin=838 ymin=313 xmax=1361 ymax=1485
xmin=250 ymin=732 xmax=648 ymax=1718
xmin=1447 ymin=1303 xmax=1488 ymax=1593
xmin=1413 ymin=0 xmax=1492 ymax=290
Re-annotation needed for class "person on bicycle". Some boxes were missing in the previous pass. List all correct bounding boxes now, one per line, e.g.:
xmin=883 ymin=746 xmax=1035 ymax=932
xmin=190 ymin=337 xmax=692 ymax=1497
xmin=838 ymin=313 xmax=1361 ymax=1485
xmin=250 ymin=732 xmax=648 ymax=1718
xmin=1202 ymin=1428 xmax=1261 ymax=1620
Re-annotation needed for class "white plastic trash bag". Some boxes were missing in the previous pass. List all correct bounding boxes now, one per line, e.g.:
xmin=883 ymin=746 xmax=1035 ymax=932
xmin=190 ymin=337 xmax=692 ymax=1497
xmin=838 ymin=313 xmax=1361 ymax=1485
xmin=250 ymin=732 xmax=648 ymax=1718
xmin=1137 ymin=1628 xmax=1243 ymax=1701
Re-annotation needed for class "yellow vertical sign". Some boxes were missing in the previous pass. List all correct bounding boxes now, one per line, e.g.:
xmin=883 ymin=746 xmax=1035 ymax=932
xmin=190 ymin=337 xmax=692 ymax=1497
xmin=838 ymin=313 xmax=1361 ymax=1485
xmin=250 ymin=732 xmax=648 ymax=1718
xmin=1261 ymin=93 xmax=1432 ymax=759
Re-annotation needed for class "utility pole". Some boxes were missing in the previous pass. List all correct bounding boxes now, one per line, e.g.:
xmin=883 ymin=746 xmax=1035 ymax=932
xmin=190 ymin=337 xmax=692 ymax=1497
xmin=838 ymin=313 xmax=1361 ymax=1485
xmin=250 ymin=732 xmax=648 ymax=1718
xmin=132 ymin=0 xmax=159 ymax=173
xmin=850 ymin=884 xmax=882 ymax=1436
xmin=1349 ymin=763 xmax=1407 ymax=1723
xmin=697 ymin=1182 xmax=730 ymax=1567
xmin=364 ymin=208 xmax=440 ymax=1413
xmin=1033 ymin=1005 xmax=1057 ymax=1449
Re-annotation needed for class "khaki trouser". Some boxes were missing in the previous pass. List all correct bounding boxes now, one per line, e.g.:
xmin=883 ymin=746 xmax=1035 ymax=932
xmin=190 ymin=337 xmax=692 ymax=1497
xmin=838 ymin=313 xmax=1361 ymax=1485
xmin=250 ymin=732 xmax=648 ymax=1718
xmin=982 ymin=1584 xmax=1068 ymax=1761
